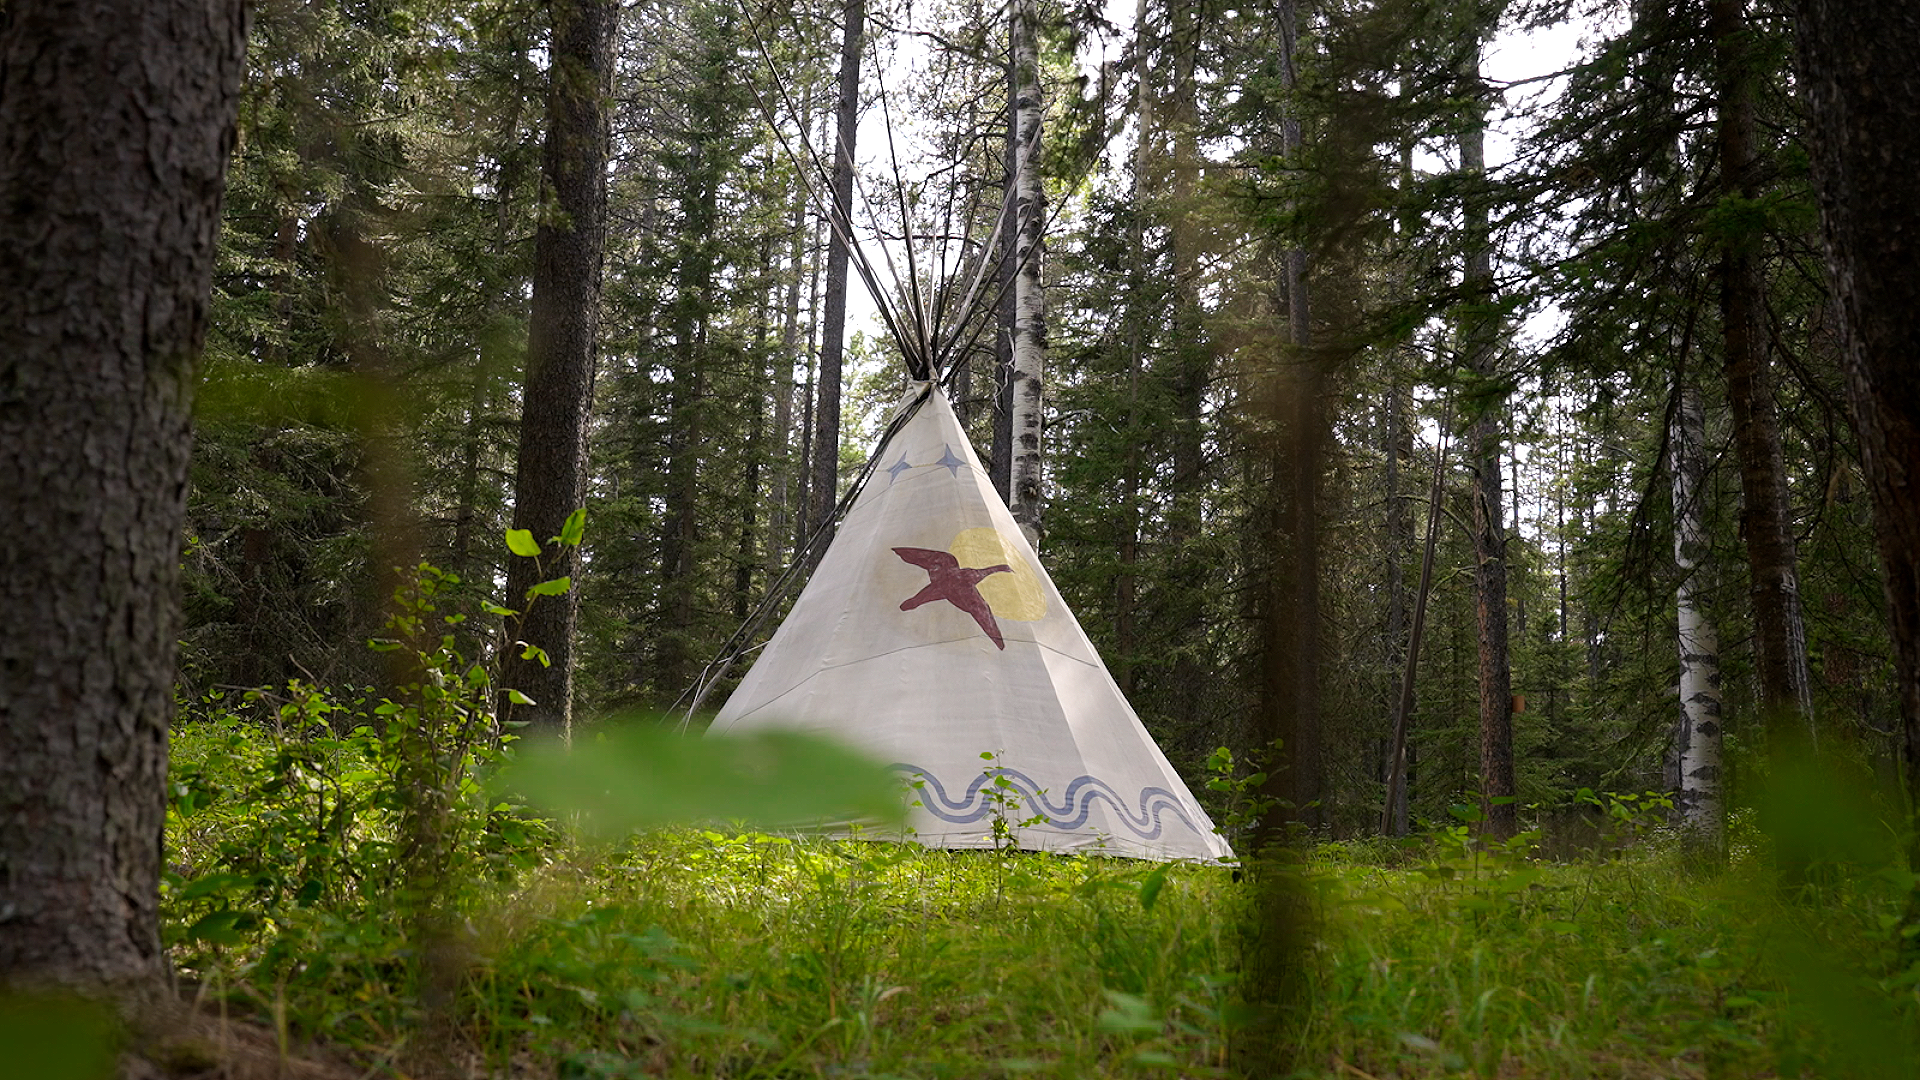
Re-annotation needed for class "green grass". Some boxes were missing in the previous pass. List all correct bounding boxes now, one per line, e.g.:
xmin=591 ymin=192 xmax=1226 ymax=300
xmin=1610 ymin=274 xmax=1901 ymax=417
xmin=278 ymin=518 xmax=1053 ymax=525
xmin=165 ymin=721 xmax=1920 ymax=1078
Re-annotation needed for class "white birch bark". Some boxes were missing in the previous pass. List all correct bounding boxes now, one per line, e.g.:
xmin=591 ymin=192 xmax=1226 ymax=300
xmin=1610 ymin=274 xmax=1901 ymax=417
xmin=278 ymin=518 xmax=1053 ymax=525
xmin=1671 ymin=382 xmax=1726 ymax=858
xmin=1008 ymin=0 xmax=1047 ymax=548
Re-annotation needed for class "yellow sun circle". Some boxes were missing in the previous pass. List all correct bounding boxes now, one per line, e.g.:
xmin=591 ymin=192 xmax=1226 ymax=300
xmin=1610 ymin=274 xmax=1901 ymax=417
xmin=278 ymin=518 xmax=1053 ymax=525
xmin=949 ymin=527 xmax=1046 ymax=621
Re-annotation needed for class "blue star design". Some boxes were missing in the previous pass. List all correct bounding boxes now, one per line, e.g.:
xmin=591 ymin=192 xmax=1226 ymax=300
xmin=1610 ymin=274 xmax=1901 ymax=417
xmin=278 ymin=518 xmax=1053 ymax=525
xmin=886 ymin=455 xmax=913 ymax=483
xmin=936 ymin=444 xmax=968 ymax=477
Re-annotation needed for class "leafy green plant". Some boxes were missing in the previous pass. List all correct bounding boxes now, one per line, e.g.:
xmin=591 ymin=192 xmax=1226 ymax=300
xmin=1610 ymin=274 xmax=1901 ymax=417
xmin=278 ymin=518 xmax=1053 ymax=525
xmin=1573 ymin=787 xmax=1675 ymax=848
xmin=978 ymin=749 xmax=1049 ymax=856
xmin=495 ymin=507 xmax=588 ymax=678
xmin=164 ymin=540 xmax=564 ymax=985
xmin=1203 ymin=745 xmax=1278 ymax=851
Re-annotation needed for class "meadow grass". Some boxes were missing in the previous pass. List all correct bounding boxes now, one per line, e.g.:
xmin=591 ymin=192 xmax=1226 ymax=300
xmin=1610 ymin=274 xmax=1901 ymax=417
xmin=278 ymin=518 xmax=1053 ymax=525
xmin=166 ymin=722 xmax=1920 ymax=1078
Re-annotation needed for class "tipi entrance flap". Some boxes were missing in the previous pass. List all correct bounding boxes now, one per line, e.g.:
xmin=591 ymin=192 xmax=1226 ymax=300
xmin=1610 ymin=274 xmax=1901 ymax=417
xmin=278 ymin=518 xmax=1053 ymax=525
xmin=709 ymin=387 xmax=1230 ymax=862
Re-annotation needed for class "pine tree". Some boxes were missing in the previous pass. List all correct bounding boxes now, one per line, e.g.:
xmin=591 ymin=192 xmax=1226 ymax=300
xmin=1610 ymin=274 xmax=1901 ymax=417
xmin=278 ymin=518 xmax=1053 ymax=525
xmin=0 ymin=0 xmax=248 ymax=992
xmin=499 ymin=0 xmax=619 ymax=734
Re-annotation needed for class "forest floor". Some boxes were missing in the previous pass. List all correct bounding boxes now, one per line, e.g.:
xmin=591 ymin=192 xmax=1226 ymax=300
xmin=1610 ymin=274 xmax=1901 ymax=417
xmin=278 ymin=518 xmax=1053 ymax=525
xmin=155 ymin=719 xmax=1920 ymax=1080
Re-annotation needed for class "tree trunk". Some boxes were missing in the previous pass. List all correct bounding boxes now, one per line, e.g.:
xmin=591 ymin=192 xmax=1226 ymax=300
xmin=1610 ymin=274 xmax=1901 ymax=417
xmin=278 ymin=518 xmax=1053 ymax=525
xmin=1382 ymin=385 xmax=1412 ymax=836
xmin=1710 ymin=0 xmax=1815 ymax=744
xmin=1164 ymin=0 xmax=1210 ymax=743
xmin=794 ymin=178 xmax=825 ymax=551
xmin=1265 ymin=0 xmax=1323 ymax=834
xmin=0 ymin=0 xmax=248 ymax=992
xmin=768 ymin=149 xmax=808 ymax=577
xmin=809 ymin=0 xmax=864 ymax=560
xmin=736 ymin=261 xmax=773 ymax=623
xmin=1671 ymin=382 xmax=1726 ymax=860
xmin=1116 ymin=0 xmax=1153 ymax=696
xmin=1008 ymin=0 xmax=1047 ymax=547
xmin=1790 ymin=0 xmax=1920 ymax=865
xmin=1460 ymin=37 xmax=1517 ymax=840
xmin=498 ymin=0 xmax=618 ymax=735
xmin=1383 ymin=404 xmax=1450 ymax=838
xmin=990 ymin=39 xmax=1017 ymax=505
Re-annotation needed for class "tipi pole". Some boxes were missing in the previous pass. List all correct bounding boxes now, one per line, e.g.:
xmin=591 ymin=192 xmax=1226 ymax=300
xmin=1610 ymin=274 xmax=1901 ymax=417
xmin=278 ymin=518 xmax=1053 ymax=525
xmin=675 ymin=386 xmax=936 ymax=729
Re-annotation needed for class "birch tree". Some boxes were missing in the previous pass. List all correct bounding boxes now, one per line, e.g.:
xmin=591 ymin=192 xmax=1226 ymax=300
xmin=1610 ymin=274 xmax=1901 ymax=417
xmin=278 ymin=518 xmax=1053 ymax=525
xmin=1670 ymin=381 xmax=1725 ymax=860
xmin=1008 ymin=0 xmax=1047 ymax=547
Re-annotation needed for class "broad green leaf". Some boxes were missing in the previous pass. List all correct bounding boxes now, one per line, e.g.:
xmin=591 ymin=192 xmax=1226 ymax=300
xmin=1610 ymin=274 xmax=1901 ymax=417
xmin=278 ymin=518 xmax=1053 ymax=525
xmin=177 ymin=871 xmax=252 ymax=902
xmin=505 ymin=528 xmax=542 ymax=557
xmin=1094 ymin=990 xmax=1161 ymax=1036
xmin=507 ymin=689 xmax=536 ymax=706
xmin=520 ymin=643 xmax=551 ymax=668
xmin=497 ymin=720 xmax=905 ymax=834
xmin=0 ymin=993 xmax=117 ymax=1080
xmin=185 ymin=908 xmax=256 ymax=947
xmin=1137 ymin=865 xmax=1169 ymax=912
xmin=482 ymin=601 xmax=519 ymax=617
xmin=526 ymin=576 xmax=572 ymax=598
xmin=559 ymin=507 xmax=587 ymax=547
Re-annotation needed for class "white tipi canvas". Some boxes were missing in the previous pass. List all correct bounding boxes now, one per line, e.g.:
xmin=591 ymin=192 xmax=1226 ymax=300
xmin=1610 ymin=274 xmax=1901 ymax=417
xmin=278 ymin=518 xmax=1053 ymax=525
xmin=707 ymin=385 xmax=1231 ymax=862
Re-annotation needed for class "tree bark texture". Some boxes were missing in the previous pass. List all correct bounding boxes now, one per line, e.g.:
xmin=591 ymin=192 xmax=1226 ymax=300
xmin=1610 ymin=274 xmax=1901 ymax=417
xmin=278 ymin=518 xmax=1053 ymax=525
xmin=1460 ymin=40 xmax=1517 ymax=840
xmin=1709 ymin=0 xmax=1815 ymax=744
xmin=1008 ymin=0 xmax=1047 ymax=547
xmin=1671 ymin=382 xmax=1726 ymax=859
xmin=808 ymin=0 xmax=864 ymax=559
xmin=0 ymin=0 xmax=248 ymax=991
xmin=499 ymin=0 xmax=618 ymax=735
xmin=1790 ymin=2 xmax=1920 ymax=835
xmin=1266 ymin=0 xmax=1324 ymax=832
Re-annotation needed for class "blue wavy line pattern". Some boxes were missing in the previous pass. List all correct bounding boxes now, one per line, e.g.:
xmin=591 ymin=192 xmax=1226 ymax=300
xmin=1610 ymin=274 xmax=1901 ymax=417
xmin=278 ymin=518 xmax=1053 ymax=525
xmin=890 ymin=762 xmax=1202 ymax=841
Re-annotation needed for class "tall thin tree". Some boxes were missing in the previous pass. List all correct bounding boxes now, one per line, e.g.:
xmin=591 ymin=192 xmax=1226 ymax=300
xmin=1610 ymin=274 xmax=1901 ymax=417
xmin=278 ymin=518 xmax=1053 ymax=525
xmin=1708 ymin=0 xmax=1815 ymax=743
xmin=499 ymin=0 xmax=619 ymax=734
xmin=1007 ymin=0 xmax=1048 ymax=546
xmin=1459 ymin=30 xmax=1518 ymax=839
xmin=1671 ymin=379 xmax=1726 ymax=859
xmin=1265 ymin=0 xmax=1324 ymax=832
xmin=808 ymin=0 xmax=865 ymax=558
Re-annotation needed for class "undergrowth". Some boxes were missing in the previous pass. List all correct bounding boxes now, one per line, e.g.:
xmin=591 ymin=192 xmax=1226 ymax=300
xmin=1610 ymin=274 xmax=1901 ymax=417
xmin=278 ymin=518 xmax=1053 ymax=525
xmin=157 ymin=558 xmax=1920 ymax=1077
xmin=164 ymin=706 xmax=1920 ymax=1079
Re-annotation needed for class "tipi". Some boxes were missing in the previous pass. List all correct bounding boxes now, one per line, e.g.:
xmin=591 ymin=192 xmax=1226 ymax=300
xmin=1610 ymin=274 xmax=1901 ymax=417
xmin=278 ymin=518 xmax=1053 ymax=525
xmin=706 ymin=383 xmax=1231 ymax=862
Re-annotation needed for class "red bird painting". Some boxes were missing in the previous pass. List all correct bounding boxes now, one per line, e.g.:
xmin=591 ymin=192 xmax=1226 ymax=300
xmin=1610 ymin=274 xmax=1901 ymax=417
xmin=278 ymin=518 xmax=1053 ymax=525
xmin=893 ymin=546 xmax=1013 ymax=649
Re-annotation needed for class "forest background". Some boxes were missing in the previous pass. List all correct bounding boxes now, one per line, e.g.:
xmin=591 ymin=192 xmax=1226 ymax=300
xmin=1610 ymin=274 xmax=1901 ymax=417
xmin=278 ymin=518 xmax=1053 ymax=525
xmin=183 ymin=0 xmax=1896 ymax=838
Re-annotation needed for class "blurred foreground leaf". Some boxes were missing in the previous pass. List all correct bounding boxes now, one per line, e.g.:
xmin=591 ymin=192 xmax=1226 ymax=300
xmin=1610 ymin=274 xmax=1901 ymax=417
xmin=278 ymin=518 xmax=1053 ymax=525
xmin=0 ymin=994 xmax=116 ymax=1080
xmin=499 ymin=723 xmax=905 ymax=835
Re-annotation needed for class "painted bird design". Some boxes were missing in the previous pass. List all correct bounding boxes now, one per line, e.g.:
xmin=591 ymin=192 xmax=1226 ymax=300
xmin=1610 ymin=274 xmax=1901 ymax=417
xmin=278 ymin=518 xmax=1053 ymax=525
xmin=893 ymin=546 xmax=1013 ymax=649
